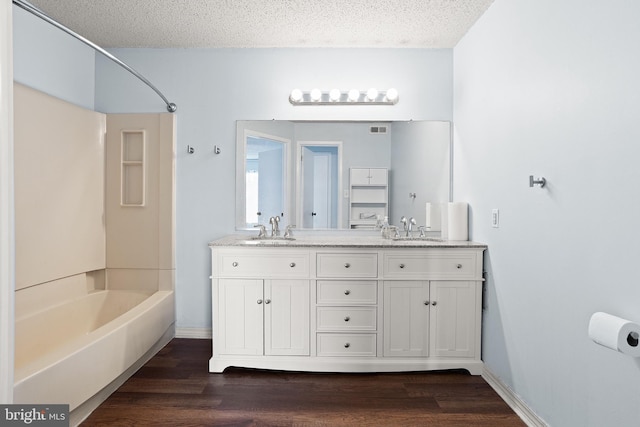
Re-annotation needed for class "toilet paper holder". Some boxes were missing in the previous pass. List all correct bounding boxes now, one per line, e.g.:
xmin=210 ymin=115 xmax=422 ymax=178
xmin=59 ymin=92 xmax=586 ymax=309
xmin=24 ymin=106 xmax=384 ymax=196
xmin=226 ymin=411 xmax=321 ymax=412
xmin=529 ymin=175 xmax=546 ymax=188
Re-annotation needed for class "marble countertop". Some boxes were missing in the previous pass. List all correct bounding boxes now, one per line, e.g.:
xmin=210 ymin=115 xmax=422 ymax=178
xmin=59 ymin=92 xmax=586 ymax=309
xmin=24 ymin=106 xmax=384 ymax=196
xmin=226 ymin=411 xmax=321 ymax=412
xmin=209 ymin=234 xmax=487 ymax=249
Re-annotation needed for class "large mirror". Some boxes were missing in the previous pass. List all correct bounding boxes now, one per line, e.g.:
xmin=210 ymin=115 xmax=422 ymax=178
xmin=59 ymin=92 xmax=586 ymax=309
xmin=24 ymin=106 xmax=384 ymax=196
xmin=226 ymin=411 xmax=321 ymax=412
xmin=236 ymin=120 xmax=451 ymax=231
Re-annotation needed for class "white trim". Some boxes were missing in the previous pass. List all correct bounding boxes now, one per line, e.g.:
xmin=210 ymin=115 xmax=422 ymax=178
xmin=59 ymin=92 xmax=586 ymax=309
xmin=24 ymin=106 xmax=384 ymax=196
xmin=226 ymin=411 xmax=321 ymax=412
xmin=482 ymin=366 xmax=548 ymax=427
xmin=0 ymin=0 xmax=15 ymax=404
xmin=175 ymin=327 xmax=212 ymax=339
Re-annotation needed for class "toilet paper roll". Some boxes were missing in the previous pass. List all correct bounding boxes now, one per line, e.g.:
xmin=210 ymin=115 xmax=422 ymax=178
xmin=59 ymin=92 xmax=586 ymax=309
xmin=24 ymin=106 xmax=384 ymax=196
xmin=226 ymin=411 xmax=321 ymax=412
xmin=425 ymin=203 xmax=441 ymax=231
xmin=447 ymin=202 xmax=468 ymax=241
xmin=588 ymin=312 xmax=640 ymax=357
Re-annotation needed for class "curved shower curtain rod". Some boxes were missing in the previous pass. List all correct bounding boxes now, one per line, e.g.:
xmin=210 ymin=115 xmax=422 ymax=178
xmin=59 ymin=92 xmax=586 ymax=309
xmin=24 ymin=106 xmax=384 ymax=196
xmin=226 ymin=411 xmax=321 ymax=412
xmin=12 ymin=0 xmax=177 ymax=113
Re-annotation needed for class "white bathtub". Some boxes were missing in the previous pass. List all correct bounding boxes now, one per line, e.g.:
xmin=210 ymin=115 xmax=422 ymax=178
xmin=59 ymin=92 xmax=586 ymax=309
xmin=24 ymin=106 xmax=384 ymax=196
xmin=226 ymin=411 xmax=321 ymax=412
xmin=13 ymin=289 xmax=175 ymax=422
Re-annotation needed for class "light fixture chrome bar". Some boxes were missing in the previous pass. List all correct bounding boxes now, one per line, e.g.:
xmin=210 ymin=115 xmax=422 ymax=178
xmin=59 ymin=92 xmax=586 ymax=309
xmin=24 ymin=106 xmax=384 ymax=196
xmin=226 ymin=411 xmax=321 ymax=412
xmin=12 ymin=0 xmax=177 ymax=113
xmin=289 ymin=89 xmax=399 ymax=106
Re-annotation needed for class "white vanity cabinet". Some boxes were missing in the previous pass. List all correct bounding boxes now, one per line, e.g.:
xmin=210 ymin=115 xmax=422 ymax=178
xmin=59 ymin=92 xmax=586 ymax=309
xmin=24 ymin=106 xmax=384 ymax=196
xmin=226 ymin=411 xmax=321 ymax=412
xmin=382 ymin=250 xmax=482 ymax=359
xmin=212 ymin=249 xmax=310 ymax=361
xmin=315 ymin=252 xmax=380 ymax=357
xmin=210 ymin=240 xmax=485 ymax=375
xmin=218 ymin=278 xmax=309 ymax=356
xmin=383 ymin=280 xmax=478 ymax=358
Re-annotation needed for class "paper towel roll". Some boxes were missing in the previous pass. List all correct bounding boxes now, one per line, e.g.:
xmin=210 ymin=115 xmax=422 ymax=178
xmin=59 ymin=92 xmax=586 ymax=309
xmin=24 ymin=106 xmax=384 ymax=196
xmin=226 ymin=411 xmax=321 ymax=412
xmin=425 ymin=203 xmax=442 ymax=231
xmin=588 ymin=312 xmax=640 ymax=357
xmin=447 ymin=202 xmax=468 ymax=241
xmin=440 ymin=203 xmax=448 ymax=239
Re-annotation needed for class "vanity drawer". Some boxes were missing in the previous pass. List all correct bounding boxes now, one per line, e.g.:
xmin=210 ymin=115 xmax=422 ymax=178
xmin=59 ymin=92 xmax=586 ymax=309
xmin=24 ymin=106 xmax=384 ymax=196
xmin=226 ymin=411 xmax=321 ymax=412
xmin=317 ymin=280 xmax=377 ymax=305
xmin=382 ymin=250 xmax=480 ymax=280
xmin=216 ymin=250 xmax=310 ymax=278
xmin=316 ymin=253 xmax=378 ymax=278
xmin=317 ymin=333 xmax=377 ymax=357
xmin=317 ymin=307 xmax=377 ymax=331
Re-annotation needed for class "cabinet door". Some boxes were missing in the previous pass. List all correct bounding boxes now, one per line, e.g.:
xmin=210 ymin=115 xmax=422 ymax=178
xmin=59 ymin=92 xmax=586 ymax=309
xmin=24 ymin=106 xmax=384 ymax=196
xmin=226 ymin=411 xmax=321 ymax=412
xmin=350 ymin=168 xmax=371 ymax=185
xmin=383 ymin=281 xmax=430 ymax=357
xmin=218 ymin=279 xmax=264 ymax=355
xmin=264 ymin=279 xmax=310 ymax=356
xmin=429 ymin=281 xmax=478 ymax=358
xmin=368 ymin=168 xmax=387 ymax=185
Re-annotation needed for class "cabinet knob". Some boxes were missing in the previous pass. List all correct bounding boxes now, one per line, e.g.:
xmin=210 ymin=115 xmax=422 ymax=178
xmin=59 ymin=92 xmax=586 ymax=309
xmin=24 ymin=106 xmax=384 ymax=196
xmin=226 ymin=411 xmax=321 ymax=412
xmin=344 ymin=263 xmax=351 ymax=268
xmin=290 ymin=262 xmax=296 ymax=268
xmin=265 ymin=299 xmax=271 ymax=304
xmin=257 ymin=299 xmax=263 ymax=304
xmin=399 ymin=263 xmax=405 ymax=269
xmin=456 ymin=263 xmax=462 ymax=269
xmin=344 ymin=343 xmax=351 ymax=348
xmin=232 ymin=261 xmax=239 ymax=267
xmin=432 ymin=301 xmax=437 ymax=306
xmin=344 ymin=316 xmax=350 ymax=322
xmin=344 ymin=289 xmax=351 ymax=295
xmin=423 ymin=300 xmax=430 ymax=305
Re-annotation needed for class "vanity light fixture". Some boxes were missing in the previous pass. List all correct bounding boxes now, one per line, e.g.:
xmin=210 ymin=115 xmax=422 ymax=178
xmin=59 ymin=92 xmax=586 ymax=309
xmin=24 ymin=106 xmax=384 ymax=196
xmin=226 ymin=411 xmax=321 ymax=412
xmin=289 ymin=88 xmax=399 ymax=105
xmin=289 ymin=88 xmax=303 ymax=103
xmin=366 ymin=87 xmax=379 ymax=101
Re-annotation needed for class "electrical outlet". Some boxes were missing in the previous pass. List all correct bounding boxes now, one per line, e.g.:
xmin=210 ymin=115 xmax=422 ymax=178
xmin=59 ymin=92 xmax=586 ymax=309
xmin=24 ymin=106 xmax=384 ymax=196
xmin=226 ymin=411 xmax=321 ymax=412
xmin=491 ymin=209 xmax=499 ymax=228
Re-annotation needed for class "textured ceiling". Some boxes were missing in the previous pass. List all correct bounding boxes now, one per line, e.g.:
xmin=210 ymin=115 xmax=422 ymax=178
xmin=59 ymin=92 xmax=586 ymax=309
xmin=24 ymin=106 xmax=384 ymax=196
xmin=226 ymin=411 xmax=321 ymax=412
xmin=24 ymin=0 xmax=494 ymax=48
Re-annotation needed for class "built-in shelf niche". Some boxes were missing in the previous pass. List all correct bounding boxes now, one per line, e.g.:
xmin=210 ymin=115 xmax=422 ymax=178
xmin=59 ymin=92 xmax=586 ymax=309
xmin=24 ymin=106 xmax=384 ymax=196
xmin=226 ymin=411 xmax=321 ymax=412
xmin=121 ymin=130 xmax=146 ymax=207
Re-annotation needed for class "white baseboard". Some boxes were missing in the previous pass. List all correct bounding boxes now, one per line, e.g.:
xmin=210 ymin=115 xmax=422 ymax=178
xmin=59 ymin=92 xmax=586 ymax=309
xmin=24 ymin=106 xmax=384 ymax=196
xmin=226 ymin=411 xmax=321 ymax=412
xmin=482 ymin=367 xmax=547 ymax=427
xmin=175 ymin=327 xmax=211 ymax=339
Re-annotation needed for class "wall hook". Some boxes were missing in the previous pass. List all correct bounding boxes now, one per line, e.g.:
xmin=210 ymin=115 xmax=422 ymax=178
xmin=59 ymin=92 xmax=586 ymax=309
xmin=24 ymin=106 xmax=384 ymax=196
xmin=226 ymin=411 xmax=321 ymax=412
xmin=529 ymin=175 xmax=546 ymax=188
xmin=187 ymin=145 xmax=195 ymax=154
xmin=409 ymin=192 xmax=417 ymax=199
xmin=214 ymin=145 xmax=221 ymax=155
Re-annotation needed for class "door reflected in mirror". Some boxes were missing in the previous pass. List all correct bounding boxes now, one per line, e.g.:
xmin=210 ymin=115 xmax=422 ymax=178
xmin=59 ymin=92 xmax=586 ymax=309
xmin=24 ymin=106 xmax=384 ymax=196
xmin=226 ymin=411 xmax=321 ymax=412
xmin=299 ymin=142 xmax=342 ymax=229
xmin=236 ymin=121 xmax=451 ymax=231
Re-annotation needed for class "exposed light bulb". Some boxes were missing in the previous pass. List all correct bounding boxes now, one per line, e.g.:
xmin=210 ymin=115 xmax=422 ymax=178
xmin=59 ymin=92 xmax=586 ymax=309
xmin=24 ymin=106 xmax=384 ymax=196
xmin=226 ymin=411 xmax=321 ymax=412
xmin=385 ymin=88 xmax=398 ymax=102
xmin=289 ymin=89 xmax=303 ymax=103
xmin=329 ymin=89 xmax=341 ymax=102
xmin=310 ymin=88 xmax=322 ymax=102
xmin=366 ymin=88 xmax=379 ymax=101
xmin=348 ymin=89 xmax=360 ymax=102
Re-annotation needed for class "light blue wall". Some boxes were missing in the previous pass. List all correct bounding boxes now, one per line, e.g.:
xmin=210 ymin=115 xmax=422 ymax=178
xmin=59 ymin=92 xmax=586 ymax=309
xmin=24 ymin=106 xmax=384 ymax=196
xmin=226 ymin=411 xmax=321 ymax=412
xmin=94 ymin=48 xmax=453 ymax=330
xmin=12 ymin=6 xmax=95 ymax=110
xmin=454 ymin=0 xmax=640 ymax=425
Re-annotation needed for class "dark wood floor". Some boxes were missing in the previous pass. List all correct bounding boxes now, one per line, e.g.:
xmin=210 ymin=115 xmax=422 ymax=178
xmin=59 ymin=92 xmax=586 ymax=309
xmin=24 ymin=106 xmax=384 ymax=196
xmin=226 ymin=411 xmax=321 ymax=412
xmin=82 ymin=338 xmax=525 ymax=426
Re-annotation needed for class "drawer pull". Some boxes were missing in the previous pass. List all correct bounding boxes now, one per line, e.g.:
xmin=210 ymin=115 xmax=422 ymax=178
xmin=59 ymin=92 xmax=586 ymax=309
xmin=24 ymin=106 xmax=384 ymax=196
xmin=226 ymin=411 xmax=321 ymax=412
xmin=265 ymin=299 xmax=271 ymax=304
xmin=344 ymin=263 xmax=351 ymax=268
xmin=399 ymin=263 xmax=405 ymax=269
xmin=423 ymin=300 xmax=430 ymax=305
xmin=456 ymin=263 xmax=462 ymax=269
xmin=344 ymin=343 xmax=351 ymax=348
xmin=432 ymin=301 xmax=437 ymax=306
xmin=344 ymin=290 xmax=351 ymax=295
xmin=344 ymin=316 xmax=350 ymax=322
xmin=232 ymin=261 xmax=239 ymax=267
xmin=290 ymin=262 xmax=296 ymax=268
xmin=257 ymin=299 xmax=263 ymax=304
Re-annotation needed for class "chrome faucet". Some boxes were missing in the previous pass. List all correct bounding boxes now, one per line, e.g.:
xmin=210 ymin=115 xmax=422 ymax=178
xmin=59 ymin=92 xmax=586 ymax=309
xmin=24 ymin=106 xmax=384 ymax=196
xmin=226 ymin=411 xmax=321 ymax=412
xmin=400 ymin=216 xmax=408 ymax=234
xmin=408 ymin=217 xmax=417 ymax=236
xmin=400 ymin=216 xmax=417 ymax=237
xmin=254 ymin=224 xmax=267 ymax=238
xmin=269 ymin=216 xmax=281 ymax=237
xmin=284 ymin=224 xmax=295 ymax=238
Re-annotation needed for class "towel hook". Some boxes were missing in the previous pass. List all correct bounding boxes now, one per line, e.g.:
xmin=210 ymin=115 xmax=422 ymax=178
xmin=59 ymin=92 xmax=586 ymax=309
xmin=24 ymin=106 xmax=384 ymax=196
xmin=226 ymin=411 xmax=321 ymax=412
xmin=529 ymin=175 xmax=546 ymax=188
